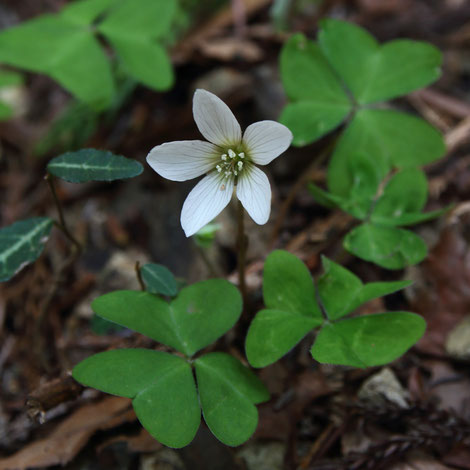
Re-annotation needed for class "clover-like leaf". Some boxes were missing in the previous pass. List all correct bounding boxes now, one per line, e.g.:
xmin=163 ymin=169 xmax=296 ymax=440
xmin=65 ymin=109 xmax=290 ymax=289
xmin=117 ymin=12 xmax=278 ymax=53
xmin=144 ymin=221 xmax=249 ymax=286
xmin=357 ymin=281 xmax=413 ymax=307
xmin=372 ymin=168 xmax=427 ymax=217
xmin=73 ymin=349 xmax=200 ymax=448
xmin=263 ymin=250 xmax=321 ymax=318
xmin=318 ymin=18 xmax=442 ymax=105
xmin=195 ymin=352 xmax=269 ymax=446
xmin=311 ymin=312 xmax=426 ymax=367
xmin=92 ymin=279 xmax=242 ymax=356
xmin=105 ymin=37 xmax=173 ymax=91
xmin=317 ymin=257 xmax=362 ymax=320
xmin=47 ymin=148 xmax=143 ymax=183
xmin=247 ymin=251 xmax=323 ymax=368
xmin=370 ymin=168 xmax=448 ymax=226
xmin=140 ymin=263 xmax=178 ymax=296
xmin=327 ymin=109 xmax=445 ymax=196
xmin=0 ymin=217 xmax=54 ymax=282
xmin=316 ymin=257 xmax=412 ymax=318
xmin=0 ymin=15 xmax=114 ymax=109
xmin=60 ymin=0 xmax=116 ymax=26
xmin=279 ymin=33 xmax=352 ymax=146
xmin=344 ymin=223 xmax=428 ymax=269
xmin=97 ymin=0 xmax=176 ymax=41
xmin=245 ymin=309 xmax=320 ymax=368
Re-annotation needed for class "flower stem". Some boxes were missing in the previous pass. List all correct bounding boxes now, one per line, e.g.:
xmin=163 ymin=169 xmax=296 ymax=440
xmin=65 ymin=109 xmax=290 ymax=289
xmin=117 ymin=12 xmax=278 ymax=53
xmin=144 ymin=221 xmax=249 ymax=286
xmin=237 ymin=199 xmax=247 ymax=303
xmin=45 ymin=174 xmax=82 ymax=253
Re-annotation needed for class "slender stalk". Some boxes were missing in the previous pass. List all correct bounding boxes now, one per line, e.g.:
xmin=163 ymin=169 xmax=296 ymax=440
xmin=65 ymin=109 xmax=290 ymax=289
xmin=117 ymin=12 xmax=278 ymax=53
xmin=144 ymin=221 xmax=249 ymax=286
xmin=236 ymin=199 xmax=247 ymax=303
xmin=134 ymin=261 xmax=146 ymax=291
xmin=45 ymin=174 xmax=82 ymax=252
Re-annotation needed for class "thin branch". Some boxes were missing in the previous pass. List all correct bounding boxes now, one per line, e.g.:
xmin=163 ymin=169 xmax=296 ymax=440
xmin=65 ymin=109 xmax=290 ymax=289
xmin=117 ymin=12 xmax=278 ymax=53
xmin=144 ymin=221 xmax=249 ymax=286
xmin=45 ymin=174 xmax=82 ymax=253
xmin=134 ymin=261 xmax=146 ymax=291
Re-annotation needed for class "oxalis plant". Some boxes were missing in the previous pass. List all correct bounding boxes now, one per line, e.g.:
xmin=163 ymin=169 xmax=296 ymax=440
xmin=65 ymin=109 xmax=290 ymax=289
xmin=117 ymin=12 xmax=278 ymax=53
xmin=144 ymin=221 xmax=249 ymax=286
xmin=0 ymin=19 xmax=446 ymax=448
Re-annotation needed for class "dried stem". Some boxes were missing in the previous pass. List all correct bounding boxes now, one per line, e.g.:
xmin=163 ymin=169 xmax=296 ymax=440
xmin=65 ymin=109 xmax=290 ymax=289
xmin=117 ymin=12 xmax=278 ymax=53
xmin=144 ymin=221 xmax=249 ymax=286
xmin=45 ymin=174 xmax=82 ymax=253
xmin=134 ymin=261 xmax=146 ymax=291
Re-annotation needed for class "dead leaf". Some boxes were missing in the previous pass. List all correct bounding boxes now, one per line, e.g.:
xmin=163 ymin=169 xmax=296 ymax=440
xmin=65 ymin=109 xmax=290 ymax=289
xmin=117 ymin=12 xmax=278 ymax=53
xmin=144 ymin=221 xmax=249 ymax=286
xmin=0 ymin=397 xmax=133 ymax=470
xmin=199 ymin=38 xmax=264 ymax=62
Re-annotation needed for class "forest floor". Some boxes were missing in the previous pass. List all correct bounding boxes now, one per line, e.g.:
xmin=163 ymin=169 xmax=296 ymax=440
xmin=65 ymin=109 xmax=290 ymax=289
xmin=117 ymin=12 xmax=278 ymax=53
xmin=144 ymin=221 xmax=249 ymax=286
xmin=1 ymin=0 xmax=470 ymax=469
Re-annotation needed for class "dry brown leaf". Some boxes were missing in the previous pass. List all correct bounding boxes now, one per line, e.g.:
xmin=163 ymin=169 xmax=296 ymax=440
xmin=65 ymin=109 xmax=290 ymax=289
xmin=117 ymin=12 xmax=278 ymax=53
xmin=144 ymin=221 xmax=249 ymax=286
xmin=0 ymin=397 xmax=133 ymax=470
xmin=199 ymin=37 xmax=264 ymax=62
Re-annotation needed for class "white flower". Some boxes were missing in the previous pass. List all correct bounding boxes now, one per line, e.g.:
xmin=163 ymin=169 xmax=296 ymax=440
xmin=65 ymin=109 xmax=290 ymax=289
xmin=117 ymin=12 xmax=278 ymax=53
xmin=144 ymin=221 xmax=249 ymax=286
xmin=146 ymin=89 xmax=293 ymax=237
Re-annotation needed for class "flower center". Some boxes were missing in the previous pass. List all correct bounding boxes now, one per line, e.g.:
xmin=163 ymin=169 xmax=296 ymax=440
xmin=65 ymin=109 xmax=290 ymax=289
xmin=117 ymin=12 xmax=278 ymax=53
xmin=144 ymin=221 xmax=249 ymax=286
xmin=215 ymin=148 xmax=246 ymax=179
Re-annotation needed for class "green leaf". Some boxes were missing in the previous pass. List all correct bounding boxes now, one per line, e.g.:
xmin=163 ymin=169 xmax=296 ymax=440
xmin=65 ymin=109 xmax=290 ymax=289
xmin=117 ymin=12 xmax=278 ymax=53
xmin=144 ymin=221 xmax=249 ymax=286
xmin=47 ymin=148 xmax=143 ymax=183
xmin=170 ymin=280 xmax=242 ymax=356
xmin=371 ymin=208 xmax=449 ymax=227
xmin=0 ymin=217 xmax=53 ymax=282
xmin=319 ymin=19 xmax=442 ymax=104
xmin=245 ymin=309 xmax=320 ymax=368
xmin=92 ymin=291 xmax=182 ymax=350
xmin=344 ymin=223 xmax=427 ymax=269
xmin=61 ymin=0 xmax=116 ymax=26
xmin=0 ymin=69 xmax=23 ymax=87
xmin=98 ymin=0 xmax=177 ymax=41
xmin=280 ymin=101 xmax=351 ymax=147
xmin=0 ymin=15 xmax=115 ymax=108
xmin=107 ymin=37 xmax=173 ymax=90
xmin=372 ymin=168 xmax=427 ymax=218
xmin=311 ymin=312 xmax=426 ymax=367
xmin=140 ymin=263 xmax=177 ymax=296
xmin=338 ymin=153 xmax=381 ymax=219
xmin=310 ymin=154 xmax=380 ymax=220
xmin=0 ymin=15 xmax=73 ymax=73
xmin=92 ymin=280 xmax=242 ymax=356
xmin=195 ymin=353 xmax=269 ymax=446
xmin=317 ymin=257 xmax=362 ymax=320
xmin=90 ymin=313 xmax=125 ymax=335
xmin=353 ymin=280 xmax=412 ymax=312
xmin=263 ymin=250 xmax=322 ymax=319
xmin=370 ymin=168 xmax=448 ymax=227
xmin=279 ymin=33 xmax=351 ymax=145
xmin=308 ymin=182 xmax=344 ymax=209
xmin=0 ymin=101 xmax=12 ymax=120
xmin=73 ymin=349 xmax=200 ymax=448
xmin=327 ymin=109 xmax=446 ymax=196
xmin=52 ymin=29 xmax=114 ymax=109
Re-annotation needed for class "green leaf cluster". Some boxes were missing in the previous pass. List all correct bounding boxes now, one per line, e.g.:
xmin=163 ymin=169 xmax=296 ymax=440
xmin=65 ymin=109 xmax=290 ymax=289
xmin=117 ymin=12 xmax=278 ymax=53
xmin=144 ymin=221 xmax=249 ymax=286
xmin=246 ymin=250 xmax=425 ymax=368
xmin=73 ymin=280 xmax=269 ymax=448
xmin=280 ymin=19 xmax=445 ymax=196
xmin=309 ymin=165 xmax=448 ymax=269
xmin=0 ymin=0 xmax=176 ymax=110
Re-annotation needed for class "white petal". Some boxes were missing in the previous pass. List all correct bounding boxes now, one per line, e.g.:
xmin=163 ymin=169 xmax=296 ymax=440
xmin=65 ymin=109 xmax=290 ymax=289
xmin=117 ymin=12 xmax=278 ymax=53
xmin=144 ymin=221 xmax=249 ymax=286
xmin=181 ymin=172 xmax=234 ymax=237
xmin=146 ymin=140 xmax=218 ymax=182
xmin=193 ymin=89 xmax=241 ymax=147
xmin=236 ymin=165 xmax=271 ymax=225
xmin=243 ymin=120 xmax=293 ymax=165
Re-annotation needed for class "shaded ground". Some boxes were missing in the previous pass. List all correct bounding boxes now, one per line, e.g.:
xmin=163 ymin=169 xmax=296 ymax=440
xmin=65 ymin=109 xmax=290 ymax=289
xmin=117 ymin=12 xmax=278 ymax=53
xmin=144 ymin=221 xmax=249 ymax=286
xmin=1 ymin=0 xmax=470 ymax=469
